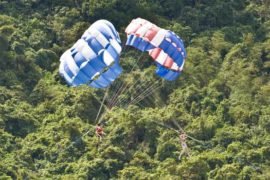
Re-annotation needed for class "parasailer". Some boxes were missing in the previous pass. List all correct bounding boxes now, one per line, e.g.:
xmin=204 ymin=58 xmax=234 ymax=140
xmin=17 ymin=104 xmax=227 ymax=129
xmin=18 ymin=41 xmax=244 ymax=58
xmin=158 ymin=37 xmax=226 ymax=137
xmin=95 ymin=123 xmax=106 ymax=142
xmin=178 ymin=132 xmax=191 ymax=160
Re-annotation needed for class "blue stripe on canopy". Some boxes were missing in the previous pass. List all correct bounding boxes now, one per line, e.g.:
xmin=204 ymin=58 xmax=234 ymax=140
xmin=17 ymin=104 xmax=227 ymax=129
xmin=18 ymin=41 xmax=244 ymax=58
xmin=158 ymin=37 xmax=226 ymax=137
xmin=157 ymin=31 xmax=185 ymax=67
xmin=126 ymin=34 xmax=155 ymax=52
xmin=155 ymin=64 xmax=180 ymax=81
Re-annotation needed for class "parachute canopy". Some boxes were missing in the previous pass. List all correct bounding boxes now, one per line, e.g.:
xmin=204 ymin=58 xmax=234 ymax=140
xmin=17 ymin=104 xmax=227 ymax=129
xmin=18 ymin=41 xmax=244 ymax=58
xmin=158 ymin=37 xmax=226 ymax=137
xmin=59 ymin=20 xmax=122 ymax=88
xmin=125 ymin=18 xmax=186 ymax=81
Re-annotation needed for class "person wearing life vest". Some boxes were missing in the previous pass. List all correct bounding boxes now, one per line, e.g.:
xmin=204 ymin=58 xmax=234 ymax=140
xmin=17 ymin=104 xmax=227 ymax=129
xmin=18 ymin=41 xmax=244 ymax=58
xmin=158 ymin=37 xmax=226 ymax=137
xmin=178 ymin=132 xmax=191 ymax=160
xmin=95 ymin=123 xmax=105 ymax=141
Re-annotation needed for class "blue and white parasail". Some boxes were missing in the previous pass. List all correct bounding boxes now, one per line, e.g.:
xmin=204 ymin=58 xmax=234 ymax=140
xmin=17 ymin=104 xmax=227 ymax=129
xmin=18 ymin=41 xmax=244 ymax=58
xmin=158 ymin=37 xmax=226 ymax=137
xmin=59 ymin=20 xmax=122 ymax=88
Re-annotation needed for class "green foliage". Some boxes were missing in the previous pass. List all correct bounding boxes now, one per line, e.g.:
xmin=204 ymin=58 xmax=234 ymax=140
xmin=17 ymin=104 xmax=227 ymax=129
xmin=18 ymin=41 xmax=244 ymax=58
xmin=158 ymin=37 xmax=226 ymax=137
xmin=0 ymin=0 xmax=269 ymax=179
xmin=213 ymin=163 xmax=241 ymax=179
xmin=177 ymin=156 xmax=210 ymax=179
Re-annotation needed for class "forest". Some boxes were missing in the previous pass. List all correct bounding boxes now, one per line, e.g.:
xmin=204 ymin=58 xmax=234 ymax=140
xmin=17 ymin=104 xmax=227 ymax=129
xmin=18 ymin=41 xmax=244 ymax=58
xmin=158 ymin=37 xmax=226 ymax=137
xmin=0 ymin=0 xmax=270 ymax=179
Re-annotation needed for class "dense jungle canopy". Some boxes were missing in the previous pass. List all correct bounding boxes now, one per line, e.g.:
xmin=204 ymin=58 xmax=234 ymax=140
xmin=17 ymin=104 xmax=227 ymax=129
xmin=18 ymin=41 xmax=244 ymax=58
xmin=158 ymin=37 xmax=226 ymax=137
xmin=0 ymin=0 xmax=270 ymax=179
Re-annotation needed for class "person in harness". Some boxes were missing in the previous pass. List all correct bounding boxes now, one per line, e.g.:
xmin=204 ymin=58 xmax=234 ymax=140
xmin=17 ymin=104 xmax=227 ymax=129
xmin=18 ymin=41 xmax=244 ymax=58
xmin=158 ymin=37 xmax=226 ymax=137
xmin=178 ymin=131 xmax=191 ymax=160
xmin=95 ymin=123 xmax=106 ymax=142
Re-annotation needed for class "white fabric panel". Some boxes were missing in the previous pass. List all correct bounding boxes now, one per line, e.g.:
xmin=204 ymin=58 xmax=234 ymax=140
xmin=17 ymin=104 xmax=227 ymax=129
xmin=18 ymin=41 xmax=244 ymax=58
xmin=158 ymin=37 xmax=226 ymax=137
xmin=102 ymin=50 xmax=114 ymax=66
xmin=81 ymin=43 xmax=96 ymax=61
xmin=144 ymin=23 xmax=153 ymax=29
xmin=101 ymin=23 xmax=115 ymax=39
xmin=95 ymin=31 xmax=109 ymax=47
xmin=83 ymin=20 xmax=121 ymax=43
xmin=94 ymin=22 xmax=117 ymax=41
xmin=125 ymin=22 xmax=140 ymax=34
xmin=110 ymin=39 xmax=122 ymax=54
xmin=155 ymin=50 xmax=167 ymax=65
xmin=73 ymin=39 xmax=87 ymax=52
xmin=165 ymin=37 xmax=171 ymax=42
xmin=86 ymin=29 xmax=109 ymax=48
xmin=91 ymin=72 xmax=100 ymax=80
xmin=179 ymin=60 xmax=185 ymax=71
xmin=59 ymin=51 xmax=72 ymax=83
xmin=171 ymin=63 xmax=179 ymax=71
xmin=151 ymin=29 xmax=167 ymax=47
xmin=74 ymin=39 xmax=96 ymax=61
xmin=88 ymin=29 xmax=99 ymax=38
xmin=59 ymin=61 xmax=65 ymax=75
xmin=136 ymin=25 xmax=149 ymax=36
xmin=135 ymin=18 xmax=143 ymax=22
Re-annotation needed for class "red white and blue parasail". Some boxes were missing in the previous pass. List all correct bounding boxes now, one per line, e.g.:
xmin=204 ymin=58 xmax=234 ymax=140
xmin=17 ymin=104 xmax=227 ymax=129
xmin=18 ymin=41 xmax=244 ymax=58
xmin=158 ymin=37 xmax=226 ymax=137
xmin=125 ymin=18 xmax=186 ymax=81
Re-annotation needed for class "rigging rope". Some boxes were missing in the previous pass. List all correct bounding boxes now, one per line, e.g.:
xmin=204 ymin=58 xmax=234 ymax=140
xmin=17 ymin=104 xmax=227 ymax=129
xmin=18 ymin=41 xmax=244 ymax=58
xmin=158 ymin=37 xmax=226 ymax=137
xmin=126 ymin=80 xmax=161 ymax=107
xmin=94 ymin=89 xmax=109 ymax=123
xmin=152 ymin=120 xmax=205 ymax=144
xmin=108 ymin=52 xmax=145 ymax=108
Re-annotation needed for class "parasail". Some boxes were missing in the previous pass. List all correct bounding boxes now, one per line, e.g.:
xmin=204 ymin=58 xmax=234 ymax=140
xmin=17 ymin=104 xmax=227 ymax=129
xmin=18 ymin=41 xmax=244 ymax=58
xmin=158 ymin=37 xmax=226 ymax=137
xmin=125 ymin=18 xmax=186 ymax=81
xmin=59 ymin=20 xmax=122 ymax=88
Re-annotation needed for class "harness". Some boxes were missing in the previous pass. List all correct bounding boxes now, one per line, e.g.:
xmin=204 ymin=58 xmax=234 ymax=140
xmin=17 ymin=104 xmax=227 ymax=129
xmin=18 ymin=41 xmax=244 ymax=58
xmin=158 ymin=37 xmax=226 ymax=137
xmin=96 ymin=126 xmax=103 ymax=135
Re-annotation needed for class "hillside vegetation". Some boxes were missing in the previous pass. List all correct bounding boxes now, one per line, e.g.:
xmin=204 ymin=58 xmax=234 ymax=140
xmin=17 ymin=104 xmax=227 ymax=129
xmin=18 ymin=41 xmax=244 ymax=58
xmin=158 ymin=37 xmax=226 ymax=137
xmin=0 ymin=0 xmax=270 ymax=179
